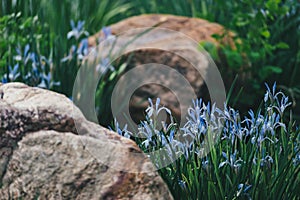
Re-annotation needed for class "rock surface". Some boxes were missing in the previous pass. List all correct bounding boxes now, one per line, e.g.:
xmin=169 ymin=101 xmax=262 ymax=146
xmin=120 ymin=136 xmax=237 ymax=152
xmin=89 ymin=14 xmax=235 ymax=47
xmin=88 ymin=14 xmax=233 ymax=123
xmin=0 ymin=82 xmax=173 ymax=200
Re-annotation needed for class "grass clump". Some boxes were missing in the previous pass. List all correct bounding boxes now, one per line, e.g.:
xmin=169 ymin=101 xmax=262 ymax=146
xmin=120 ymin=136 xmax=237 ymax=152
xmin=115 ymin=83 xmax=300 ymax=199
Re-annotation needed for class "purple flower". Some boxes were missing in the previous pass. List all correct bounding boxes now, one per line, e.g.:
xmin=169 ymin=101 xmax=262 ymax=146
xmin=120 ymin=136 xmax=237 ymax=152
xmin=3 ymin=64 xmax=20 ymax=82
xmin=67 ymin=20 xmax=89 ymax=40
xmin=14 ymin=44 xmax=32 ymax=65
xmin=102 ymin=27 xmax=112 ymax=38
xmin=77 ymin=38 xmax=89 ymax=60
xmin=37 ymin=72 xmax=60 ymax=89
xmin=1 ymin=77 xmax=7 ymax=84
xmin=111 ymin=118 xmax=132 ymax=139
xmin=237 ymin=183 xmax=252 ymax=198
xmin=219 ymin=150 xmax=244 ymax=170
xmin=146 ymin=98 xmax=172 ymax=119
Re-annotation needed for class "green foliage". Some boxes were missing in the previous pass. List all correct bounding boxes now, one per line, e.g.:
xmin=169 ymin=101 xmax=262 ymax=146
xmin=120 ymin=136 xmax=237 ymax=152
xmin=1 ymin=0 xmax=299 ymax=120
xmin=0 ymin=12 xmax=50 ymax=70
xmin=196 ymin=0 xmax=299 ymax=119
xmin=95 ymin=62 xmax=128 ymax=126
xmin=115 ymin=85 xmax=300 ymax=199
xmin=1 ymin=0 xmax=133 ymax=96
xmin=1 ymin=1 xmax=300 ymax=199
xmin=0 ymin=13 xmax=56 ymax=88
xmin=44 ymin=0 xmax=132 ymax=96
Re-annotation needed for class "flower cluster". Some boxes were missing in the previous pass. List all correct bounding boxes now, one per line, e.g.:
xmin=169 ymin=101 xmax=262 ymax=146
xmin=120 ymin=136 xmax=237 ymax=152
xmin=116 ymin=83 xmax=293 ymax=162
xmin=114 ymin=83 xmax=298 ymax=198
xmin=62 ymin=21 xmax=116 ymax=69
xmin=2 ymin=44 xmax=59 ymax=89
xmin=111 ymin=118 xmax=132 ymax=139
xmin=61 ymin=20 xmax=89 ymax=62
xmin=137 ymin=98 xmax=175 ymax=150
xmin=236 ymin=183 xmax=252 ymax=199
xmin=219 ymin=150 xmax=244 ymax=170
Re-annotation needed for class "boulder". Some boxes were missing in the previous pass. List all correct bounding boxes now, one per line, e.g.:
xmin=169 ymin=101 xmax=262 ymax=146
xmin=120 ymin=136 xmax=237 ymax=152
xmin=88 ymin=14 xmax=233 ymax=124
xmin=89 ymin=14 xmax=235 ymax=48
xmin=0 ymin=82 xmax=173 ymax=200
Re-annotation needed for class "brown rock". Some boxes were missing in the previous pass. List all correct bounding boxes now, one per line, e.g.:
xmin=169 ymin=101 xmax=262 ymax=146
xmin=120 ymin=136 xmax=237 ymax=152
xmin=0 ymin=82 xmax=173 ymax=200
xmin=88 ymin=14 xmax=232 ymax=124
xmin=89 ymin=14 xmax=235 ymax=48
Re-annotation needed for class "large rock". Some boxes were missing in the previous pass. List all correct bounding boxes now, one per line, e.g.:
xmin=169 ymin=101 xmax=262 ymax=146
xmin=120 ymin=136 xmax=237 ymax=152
xmin=88 ymin=14 xmax=233 ymax=124
xmin=89 ymin=14 xmax=235 ymax=47
xmin=0 ymin=82 xmax=173 ymax=200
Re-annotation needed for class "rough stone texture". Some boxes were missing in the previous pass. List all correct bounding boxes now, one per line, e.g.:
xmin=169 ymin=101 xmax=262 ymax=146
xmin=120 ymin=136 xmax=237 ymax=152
xmin=88 ymin=14 xmax=234 ymax=123
xmin=0 ymin=82 xmax=173 ymax=200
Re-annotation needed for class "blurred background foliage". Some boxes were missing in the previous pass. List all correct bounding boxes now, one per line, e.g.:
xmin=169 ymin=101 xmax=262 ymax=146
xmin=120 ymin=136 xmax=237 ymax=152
xmin=0 ymin=0 xmax=299 ymax=123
